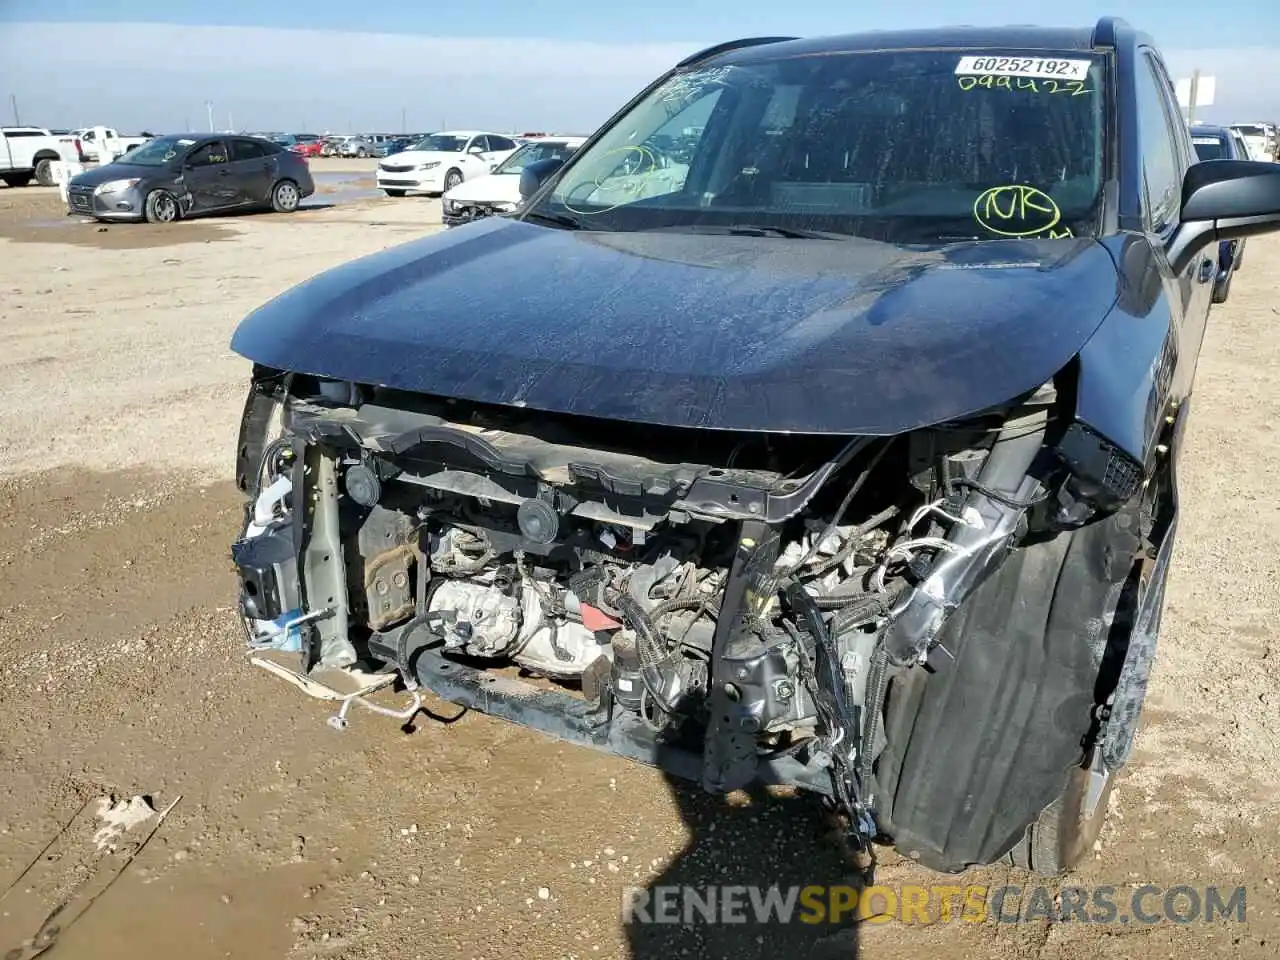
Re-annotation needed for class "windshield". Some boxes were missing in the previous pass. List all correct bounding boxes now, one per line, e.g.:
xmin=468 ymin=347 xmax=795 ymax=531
xmin=529 ymin=49 xmax=1106 ymax=242
xmin=410 ymin=134 xmax=468 ymax=152
xmin=116 ymin=136 xmax=196 ymax=166
xmin=493 ymin=141 xmax=578 ymax=174
xmin=1192 ymin=135 xmax=1228 ymax=161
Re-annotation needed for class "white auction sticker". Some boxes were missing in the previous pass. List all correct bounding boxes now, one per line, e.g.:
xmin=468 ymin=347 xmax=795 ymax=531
xmin=1192 ymin=137 xmax=1221 ymax=144
xmin=955 ymin=56 xmax=1092 ymax=81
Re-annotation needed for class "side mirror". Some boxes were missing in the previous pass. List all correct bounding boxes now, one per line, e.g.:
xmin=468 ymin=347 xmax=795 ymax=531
xmin=468 ymin=144 xmax=485 ymax=154
xmin=518 ymin=158 xmax=565 ymax=199
xmin=1169 ymin=159 xmax=1280 ymax=273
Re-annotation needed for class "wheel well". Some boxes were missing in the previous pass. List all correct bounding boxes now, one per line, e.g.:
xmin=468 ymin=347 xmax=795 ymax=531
xmin=33 ymin=150 xmax=59 ymax=162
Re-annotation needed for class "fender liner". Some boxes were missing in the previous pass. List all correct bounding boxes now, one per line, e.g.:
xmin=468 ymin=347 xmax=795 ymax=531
xmin=874 ymin=504 xmax=1143 ymax=872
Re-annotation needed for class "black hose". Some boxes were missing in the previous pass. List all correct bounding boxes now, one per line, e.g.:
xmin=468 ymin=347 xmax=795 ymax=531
xmin=858 ymin=645 xmax=891 ymax=794
xmin=949 ymin=476 xmax=1047 ymax=509
xmin=614 ymin=593 xmax=682 ymax=715
xmin=780 ymin=439 xmax=896 ymax=578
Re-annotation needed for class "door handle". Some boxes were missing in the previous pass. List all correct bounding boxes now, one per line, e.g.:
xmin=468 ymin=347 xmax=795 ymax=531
xmin=1197 ymin=257 xmax=1214 ymax=283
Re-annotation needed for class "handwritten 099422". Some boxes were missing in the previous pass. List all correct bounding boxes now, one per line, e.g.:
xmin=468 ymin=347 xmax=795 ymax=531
xmin=958 ymin=75 xmax=1091 ymax=96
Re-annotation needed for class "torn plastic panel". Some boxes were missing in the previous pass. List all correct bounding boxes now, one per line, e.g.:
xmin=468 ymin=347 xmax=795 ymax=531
xmin=881 ymin=405 xmax=1050 ymax=667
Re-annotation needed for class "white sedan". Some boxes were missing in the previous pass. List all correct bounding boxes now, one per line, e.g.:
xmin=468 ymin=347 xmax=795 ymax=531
xmin=376 ymin=131 xmax=521 ymax=197
xmin=441 ymin=136 xmax=586 ymax=226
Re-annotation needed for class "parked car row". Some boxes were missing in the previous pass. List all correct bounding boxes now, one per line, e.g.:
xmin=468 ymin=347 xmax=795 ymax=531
xmin=1227 ymin=122 xmax=1278 ymax=161
xmin=319 ymin=134 xmax=421 ymax=158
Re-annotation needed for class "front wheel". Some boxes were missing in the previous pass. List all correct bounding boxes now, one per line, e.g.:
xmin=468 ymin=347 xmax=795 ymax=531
xmin=271 ymin=179 xmax=300 ymax=213
xmin=1005 ymin=749 xmax=1115 ymax=874
xmin=34 ymin=158 xmax=56 ymax=187
xmin=443 ymin=168 xmax=463 ymax=192
xmin=356 ymin=148 xmax=367 ymax=158
xmin=143 ymin=189 xmax=181 ymax=223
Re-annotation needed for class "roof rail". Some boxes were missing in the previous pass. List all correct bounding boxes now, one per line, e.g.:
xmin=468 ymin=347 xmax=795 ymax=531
xmin=677 ymin=36 xmax=798 ymax=68
xmin=1091 ymin=16 xmax=1128 ymax=49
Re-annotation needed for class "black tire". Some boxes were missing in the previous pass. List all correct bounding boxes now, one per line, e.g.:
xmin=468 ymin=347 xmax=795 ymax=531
xmin=383 ymin=189 xmax=406 ymax=197
xmin=34 ymin=158 xmax=56 ymax=187
xmin=356 ymin=147 xmax=367 ymax=158
xmin=271 ymin=179 xmax=300 ymax=213
xmin=1 ymin=172 xmax=33 ymax=188
xmin=1006 ymin=752 xmax=1116 ymax=874
xmin=143 ymin=189 xmax=181 ymax=223
xmin=443 ymin=168 xmax=463 ymax=192
xmin=1211 ymin=266 xmax=1232 ymax=304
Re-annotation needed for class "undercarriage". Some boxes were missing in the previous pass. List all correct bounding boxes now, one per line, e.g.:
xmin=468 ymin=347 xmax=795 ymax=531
xmin=231 ymin=366 xmax=1174 ymax=871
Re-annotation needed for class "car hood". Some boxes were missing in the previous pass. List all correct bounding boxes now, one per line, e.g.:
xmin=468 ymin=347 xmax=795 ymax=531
xmin=443 ymin=172 xmax=519 ymax=204
xmin=69 ymin=161 xmax=168 ymax=187
xmin=230 ymin=218 xmax=1121 ymax=435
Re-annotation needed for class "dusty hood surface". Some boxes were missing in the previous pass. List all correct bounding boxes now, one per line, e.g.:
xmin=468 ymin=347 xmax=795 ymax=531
xmin=230 ymin=217 xmax=1120 ymax=434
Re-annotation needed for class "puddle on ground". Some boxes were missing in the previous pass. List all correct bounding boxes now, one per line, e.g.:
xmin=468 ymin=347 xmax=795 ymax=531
xmin=0 ymin=214 xmax=233 ymax=249
xmin=0 ymin=173 xmax=383 ymax=247
xmin=304 ymin=172 xmax=380 ymax=207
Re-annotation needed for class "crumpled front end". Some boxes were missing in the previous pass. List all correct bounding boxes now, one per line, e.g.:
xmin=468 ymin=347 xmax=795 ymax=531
xmin=230 ymin=360 xmax=1167 ymax=861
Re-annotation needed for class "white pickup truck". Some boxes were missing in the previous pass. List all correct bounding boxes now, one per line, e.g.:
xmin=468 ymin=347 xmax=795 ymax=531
xmin=72 ymin=127 xmax=151 ymax=162
xmin=0 ymin=127 xmax=77 ymax=187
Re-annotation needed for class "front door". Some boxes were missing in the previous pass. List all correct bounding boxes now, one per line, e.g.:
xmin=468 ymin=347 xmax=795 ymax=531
xmin=181 ymin=139 xmax=236 ymax=211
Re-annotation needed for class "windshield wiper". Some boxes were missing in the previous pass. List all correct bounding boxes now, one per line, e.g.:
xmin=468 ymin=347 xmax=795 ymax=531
xmin=642 ymin=223 xmax=851 ymax=240
xmin=521 ymin=210 xmax=588 ymax=231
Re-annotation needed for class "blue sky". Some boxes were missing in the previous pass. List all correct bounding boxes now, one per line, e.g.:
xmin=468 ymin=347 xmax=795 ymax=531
xmin=2 ymin=0 xmax=1276 ymax=132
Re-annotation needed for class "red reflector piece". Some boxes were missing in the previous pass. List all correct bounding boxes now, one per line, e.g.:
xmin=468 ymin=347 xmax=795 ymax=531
xmin=581 ymin=604 xmax=623 ymax=632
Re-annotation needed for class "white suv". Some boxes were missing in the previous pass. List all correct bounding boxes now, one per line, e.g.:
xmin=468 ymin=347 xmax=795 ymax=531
xmin=376 ymin=131 xmax=520 ymax=197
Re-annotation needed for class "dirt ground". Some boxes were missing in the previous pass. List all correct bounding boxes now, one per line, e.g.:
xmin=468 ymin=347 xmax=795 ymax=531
xmin=1 ymin=160 xmax=1278 ymax=959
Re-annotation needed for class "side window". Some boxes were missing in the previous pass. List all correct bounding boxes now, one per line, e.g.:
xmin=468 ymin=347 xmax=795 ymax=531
xmin=490 ymin=135 xmax=517 ymax=152
xmin=230 ymin=139 xmax=268 ymax=162
xmin=1134 ymin=55 xmax=1180 ymax=230
xmin=471 ymin=136 xmax=491 ymax=153
xmin=186 ymin=140 xmax=229 ymax=166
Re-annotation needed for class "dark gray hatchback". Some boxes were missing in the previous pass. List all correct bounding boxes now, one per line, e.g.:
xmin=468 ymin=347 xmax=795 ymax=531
xmin=67 ymin=134 xmax=315 ymax=223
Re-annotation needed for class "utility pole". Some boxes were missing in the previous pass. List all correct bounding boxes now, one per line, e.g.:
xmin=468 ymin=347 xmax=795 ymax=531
xmin=227 ymin=110 xmax=234 ymax=133
xmin=1187 ymin=69 xmax=1200 ymax=124
xmin=401 ymin=107 xmax=406 ymax=133
xmin=206 ymin=101 xmax=214 ymax=132
xmin=8 ymin=94 xmax=18 ymax=125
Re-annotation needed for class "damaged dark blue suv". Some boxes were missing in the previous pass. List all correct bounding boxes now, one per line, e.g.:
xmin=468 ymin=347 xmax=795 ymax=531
xmin=229 ymin=19 xmax=1280 ymax=875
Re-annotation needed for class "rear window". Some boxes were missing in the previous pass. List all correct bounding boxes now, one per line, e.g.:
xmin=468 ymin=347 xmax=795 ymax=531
xmin=1192 ymin=135 xmax=1228 ymax=161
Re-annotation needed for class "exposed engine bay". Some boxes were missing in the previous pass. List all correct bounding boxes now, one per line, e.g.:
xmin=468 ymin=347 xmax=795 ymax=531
xmin=232 ymin=368 xmax=1160 ymax=857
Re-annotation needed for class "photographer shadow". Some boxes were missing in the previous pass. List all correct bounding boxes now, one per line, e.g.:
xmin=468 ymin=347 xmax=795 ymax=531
xmin=625 ymin=771 xmax=865 ymax=960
